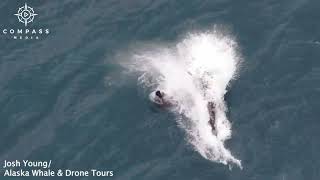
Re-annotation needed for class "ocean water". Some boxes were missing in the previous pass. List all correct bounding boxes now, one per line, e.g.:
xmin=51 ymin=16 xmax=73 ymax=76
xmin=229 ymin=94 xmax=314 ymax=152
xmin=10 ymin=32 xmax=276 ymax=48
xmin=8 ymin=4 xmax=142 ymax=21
xmin=0 ymin=0 xmax=320 ymax=180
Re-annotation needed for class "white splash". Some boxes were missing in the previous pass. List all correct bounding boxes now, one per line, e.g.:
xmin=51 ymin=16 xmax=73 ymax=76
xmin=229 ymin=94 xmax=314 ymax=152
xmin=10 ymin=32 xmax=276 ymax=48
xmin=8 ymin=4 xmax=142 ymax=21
xmin=126 ymin=29 xmax=242 ymax=168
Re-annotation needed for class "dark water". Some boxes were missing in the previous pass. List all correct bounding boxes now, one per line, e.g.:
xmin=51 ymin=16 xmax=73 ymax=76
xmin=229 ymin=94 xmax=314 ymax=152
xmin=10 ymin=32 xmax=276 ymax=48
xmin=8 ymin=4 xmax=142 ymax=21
xmin=0 ymin=0 xmax=319 ymax=179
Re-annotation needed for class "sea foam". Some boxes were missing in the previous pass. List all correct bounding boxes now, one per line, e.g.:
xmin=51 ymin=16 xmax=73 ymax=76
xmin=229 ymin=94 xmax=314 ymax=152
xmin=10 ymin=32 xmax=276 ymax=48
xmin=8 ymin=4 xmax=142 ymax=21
xmin=127 ymin=29 xmax=242 ymax=168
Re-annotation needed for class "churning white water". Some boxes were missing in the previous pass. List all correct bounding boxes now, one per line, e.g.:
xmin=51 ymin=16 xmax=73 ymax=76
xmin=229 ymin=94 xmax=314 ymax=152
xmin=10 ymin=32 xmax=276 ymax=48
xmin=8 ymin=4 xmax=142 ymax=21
xmin=127 ymin=30 xmax=242 ymax=168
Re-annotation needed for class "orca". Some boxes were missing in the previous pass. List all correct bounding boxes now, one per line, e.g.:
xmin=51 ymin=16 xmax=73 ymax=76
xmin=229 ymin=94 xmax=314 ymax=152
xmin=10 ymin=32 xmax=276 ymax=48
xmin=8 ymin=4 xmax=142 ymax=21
xmin=207 ymin=102 xmax=217 ymax=134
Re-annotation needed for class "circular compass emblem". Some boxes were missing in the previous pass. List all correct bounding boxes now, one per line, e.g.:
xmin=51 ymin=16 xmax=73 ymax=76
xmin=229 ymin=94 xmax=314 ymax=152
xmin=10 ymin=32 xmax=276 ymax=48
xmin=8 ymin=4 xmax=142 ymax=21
xmin=14 ymin=3 xmax=38 ymax=26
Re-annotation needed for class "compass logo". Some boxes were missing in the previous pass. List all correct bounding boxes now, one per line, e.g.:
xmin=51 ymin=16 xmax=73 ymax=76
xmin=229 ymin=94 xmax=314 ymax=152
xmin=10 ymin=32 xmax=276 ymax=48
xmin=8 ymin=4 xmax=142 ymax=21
xmin=14 ymin=3 xmax=38 ymax=26
xmin=1 ymin=3 xmax=50 ymax=40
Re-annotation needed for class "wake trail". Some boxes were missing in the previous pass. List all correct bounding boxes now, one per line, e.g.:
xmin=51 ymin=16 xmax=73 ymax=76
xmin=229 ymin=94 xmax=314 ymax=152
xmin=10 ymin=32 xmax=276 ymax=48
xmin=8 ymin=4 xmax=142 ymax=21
xmin=126 ymin=29 xmax=242 ymax=168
